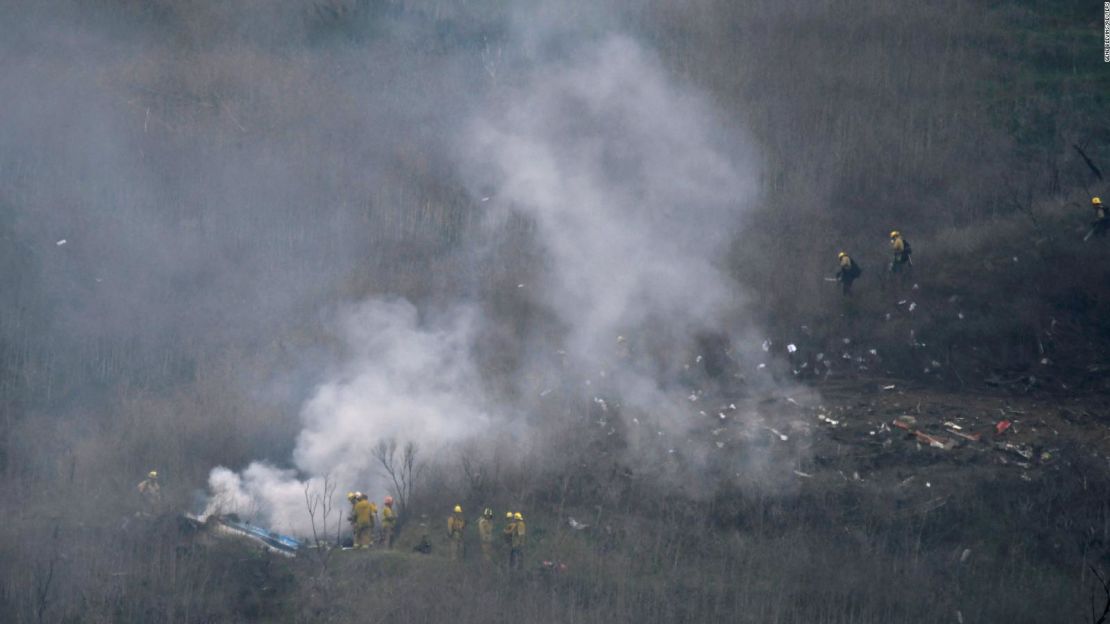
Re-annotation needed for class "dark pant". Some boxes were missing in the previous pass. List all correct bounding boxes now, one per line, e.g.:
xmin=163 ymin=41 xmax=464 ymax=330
xmin=510 ymin=547 xmax=523 ymax=569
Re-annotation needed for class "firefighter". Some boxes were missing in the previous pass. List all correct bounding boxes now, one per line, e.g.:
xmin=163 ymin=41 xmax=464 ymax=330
xmin=353 ymin=493 xmax=374 ymax=549
xmin=1091 ymin=197 xmax=1108 ymax=239
xmin=137 ymin=470 xmax=161 ymax=512
xmin=835 ymin=251 xmax=861 ymax=295
xmin=380 ymin=495 xmax=397 ymax=549
xmin=478 ymin=508 xmax=494 ymax=563
xmin=889 ymin=231 xmax=912 ymax=274
xmin=447 ymin=505 xmax=466 ymax=561
xmin=510 ymin=512 xmax=527 ymax=570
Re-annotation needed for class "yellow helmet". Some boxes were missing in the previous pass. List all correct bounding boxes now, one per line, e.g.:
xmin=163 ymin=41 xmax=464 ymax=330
xmin=837 ymin=251 xmax=847 ymax=259
xmin=889 ymin=231 xmax=900 ymax=239
xmin=148 ymin=470 xmax=158 ymax=479
xmin=514 ymin=512 xmax=523 ymax=521
xmin=454 ymin=505 xmax=462 ymax=513
xmin=1094 ymin=197 xmax=1103 ymax=205
xmin=346 ymin=491 xmax=356 ymax=502
xmin=506 ymin=511 xmax=514 ymax=519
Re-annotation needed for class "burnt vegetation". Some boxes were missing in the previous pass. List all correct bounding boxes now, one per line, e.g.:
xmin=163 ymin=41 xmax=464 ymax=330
xmin=2 ymin=0 xmax=1110 ymax=622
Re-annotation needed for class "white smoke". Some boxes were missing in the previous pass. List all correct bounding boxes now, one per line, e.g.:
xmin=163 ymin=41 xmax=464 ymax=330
xmin=205 ymin=27 xmax=774 ymax=534
xmin=204 ymin=299 xmax=493 ymax=534
xmin=465 ymin=34 xmax=758 ymax=426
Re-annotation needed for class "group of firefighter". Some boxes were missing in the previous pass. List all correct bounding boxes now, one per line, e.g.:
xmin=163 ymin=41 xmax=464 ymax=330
xmin=833 ymin=196 xmax=1109 ymax=296
xmin=346 ymin=491 xmax=398 ymax=549
xmin=346 ymin=494 xmax=527 ymax=568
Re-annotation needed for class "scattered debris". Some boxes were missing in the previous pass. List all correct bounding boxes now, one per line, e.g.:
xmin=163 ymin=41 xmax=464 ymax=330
xmin=793 ymin=470 xmax=814 ymax=478
xmin=893 ymin=415 xmax=917 ymax=430
xmin=882 ymin=384 xmax=896 ymax=391
xmin=787 ymin=343 xmax=797 ymax=353
xmin=568 ymin=517 xmax=589 ymax=531
xmin=997 ymin=442 xmax=1034 ymax=461
xmin=995 ymin=420 xmax=1012 ymax=435
xmin=55 ymin=239 xmax=67 ymax=246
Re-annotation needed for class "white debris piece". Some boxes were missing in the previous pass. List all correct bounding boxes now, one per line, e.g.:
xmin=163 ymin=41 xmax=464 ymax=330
xmin=695 ymin=355 xmax=702 ymax=363
xmin=908 ymin=302 xmax=917 ymax=312
xmin=842 ymin=338 xmax=851 ymax=344
xmin=958 ymin=312 xmax=965 ymax=320
xmin=539 ymin=388 xmax=552 ymax=397
xmin=56 ymin=239 xmax=67 ymax=246
xmin=786 ymin=397 xmax=800 ymax=406
xmin=882 ymin=384 xmax=896 ymax=390
xmin=816 ymin=353 xmax=824 ymax=361
xmin=943 ymin=421 xmax=962 ymax=430
xmin=793 ymin=470 xmax=813 ymax=478
xmin=912 ymin=283 xmax=920 ymax=290
xmin=715 ymin=441 xmax=725 ymax=448
xmin=869 ymin=349 xmax=878 ymax=356
xmin=931 ymin=360 xmax=942 ymax=368
xmin=517 ymin=283 xmax=525 ymax=288
xmin=768 ymin=427 xmax=788 ymax=441
xmin=688 ymin=393 xmax=698 ymax=402
xmin=568 ymin=517 xmax=589 ymax=530
xmin=757 ymin=363 xmax=766 ymax=369
xmin=787 ymin=343 xmax=797 ymax=353
xmin=718 ymin=412 xmax=727 ymax=420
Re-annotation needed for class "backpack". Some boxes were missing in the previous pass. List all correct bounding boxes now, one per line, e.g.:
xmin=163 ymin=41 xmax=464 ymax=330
xmin=849 ymin=260 xmax=863 ymax=278
xmin=902 ymin=240 xmax=912 ymax=256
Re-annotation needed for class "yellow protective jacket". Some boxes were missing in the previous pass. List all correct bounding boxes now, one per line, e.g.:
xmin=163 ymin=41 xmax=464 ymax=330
xmin=354 ymin=500 xmax=373 ymax=526
xmin=502 ymin=521 xmax=515 ymax=544
xmin=478 ymin=517 xmax=493 ymax=543
xmin=381 ymin=505 xmax=396 ymax=527
xmin=511 ymin=520 xmax=526 ymax=548
xmin=448 ymin=514 xmax=466 ymax=538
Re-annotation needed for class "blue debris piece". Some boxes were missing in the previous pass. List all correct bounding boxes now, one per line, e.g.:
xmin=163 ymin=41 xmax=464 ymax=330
xmin=218 ymin=516 xmax=303 ymax=555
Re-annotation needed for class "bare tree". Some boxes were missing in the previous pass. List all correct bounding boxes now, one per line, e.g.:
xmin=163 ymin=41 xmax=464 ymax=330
xmin=373 ymin=438 xmax=422 ymax=517
xmin=303 ymin=474 xmax=336 ymax=577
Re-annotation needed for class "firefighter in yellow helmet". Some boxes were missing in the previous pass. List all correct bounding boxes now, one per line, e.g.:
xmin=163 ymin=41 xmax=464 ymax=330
xmin=380 ymin=496 xmax=397 ymax=549
xmin=889 ymin=231 xmax=912 ymax=275
xmin=137 ymin=470 xmax=162 ymax=513
xmin=834 ymin=251 xmax=861 ymax=296
xmin=477 ymin=508 xmax=494 ymax=563
xmin=353 ymin=493 xmax=374 ymax=549
xmin=1091 ymin=197 xmax=1108 ymax=239
xmin=447 ymin=505 xmax=466 ymax=561
xmin=510 ymin=512 xmax=527 ymax=570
